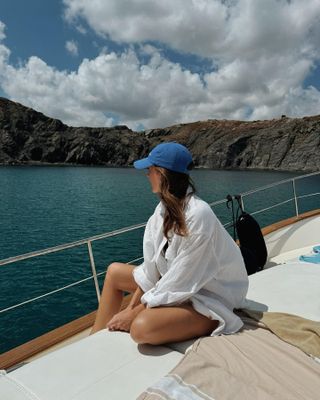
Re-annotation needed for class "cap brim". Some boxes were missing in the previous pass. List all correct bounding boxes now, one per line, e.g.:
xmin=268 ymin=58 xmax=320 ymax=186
xmin=133 ymin=158 xmax=153 ymax=170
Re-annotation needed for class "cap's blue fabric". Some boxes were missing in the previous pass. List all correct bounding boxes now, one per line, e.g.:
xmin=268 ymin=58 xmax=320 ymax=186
xmin=134 ymin=142 xmax=193 ymax=174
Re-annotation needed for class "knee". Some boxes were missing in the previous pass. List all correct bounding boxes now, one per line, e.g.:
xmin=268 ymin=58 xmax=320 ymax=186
xmin=105 ymin=262 xmax=122 ymax=281
xmin=130 ymin=314 xmax=153 ymax=344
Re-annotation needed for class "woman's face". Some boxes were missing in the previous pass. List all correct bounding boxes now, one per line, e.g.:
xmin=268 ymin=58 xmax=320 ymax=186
xmin=147 ymin=166 xmax=162 ymax=193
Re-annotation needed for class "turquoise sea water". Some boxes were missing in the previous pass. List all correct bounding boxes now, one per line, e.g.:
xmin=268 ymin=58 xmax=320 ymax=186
xmin=0 ymin=166 xmax=319 ymax=353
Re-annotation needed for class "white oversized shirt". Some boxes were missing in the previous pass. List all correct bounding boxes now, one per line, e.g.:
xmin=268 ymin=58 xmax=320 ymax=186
xmin=133 ymin=194 xmax=249 ymax=335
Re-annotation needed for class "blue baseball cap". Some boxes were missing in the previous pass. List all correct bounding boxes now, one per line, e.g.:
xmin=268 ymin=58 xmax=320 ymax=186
xmin=134 ymin=142 xmax=193 ymax=174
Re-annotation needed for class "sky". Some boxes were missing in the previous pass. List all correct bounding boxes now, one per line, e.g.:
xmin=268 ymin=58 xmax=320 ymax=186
xmin=0 ymin=0 xmax=320 ymax=131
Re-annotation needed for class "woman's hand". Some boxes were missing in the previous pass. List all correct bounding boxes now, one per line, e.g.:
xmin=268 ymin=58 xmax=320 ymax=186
xmin=107 ymin=305 xmax=143 ymax=332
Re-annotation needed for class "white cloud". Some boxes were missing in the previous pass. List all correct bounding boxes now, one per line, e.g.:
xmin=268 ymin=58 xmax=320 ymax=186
xmin=1 ymin=0 xmax=320 ymax=130
xmin=75 ymin=24 xmax=87 ymax=35
xmin=0 ymin=21 xmax=6 ymax=41
xmin=1 ymin=42 xmax=319 ymax=130
xmin=0 ymin=45 xmax=208 ymax=128
xmin=63 ymin=0 xmax=228 ymax=59
xmin=63 ymin=0 xmax=320 ymax=61
xmin=0 ymin=22 xmax=10 ymax=72
xmin=65 ymin=39 xmax=79 ymax=56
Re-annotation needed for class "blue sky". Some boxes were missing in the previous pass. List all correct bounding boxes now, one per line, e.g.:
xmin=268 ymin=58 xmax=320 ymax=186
xmin=0 ymin=1 xmax=108 ymax=72
xmin=0 ymin=0 xmax=320 ymax=130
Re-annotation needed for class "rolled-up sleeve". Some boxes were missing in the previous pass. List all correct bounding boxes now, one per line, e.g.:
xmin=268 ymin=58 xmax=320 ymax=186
xmin=133 ymin=216 xmax=160 ymax=292
xmin=141 ymin=233 xmax=218 ymax=308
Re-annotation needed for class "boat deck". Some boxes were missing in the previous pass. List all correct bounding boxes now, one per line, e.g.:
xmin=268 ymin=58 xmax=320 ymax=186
xmin=2 ymin=253 xmax=319 ymax=399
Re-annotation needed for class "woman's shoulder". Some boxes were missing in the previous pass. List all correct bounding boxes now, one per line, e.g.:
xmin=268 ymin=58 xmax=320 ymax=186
xmin=186 ymin=195 xmax=217 ymax=234
xmin=188 ymin=195 xmax=214 ymax=216
xmin=147 ymin=202 xmax=164 ymax=223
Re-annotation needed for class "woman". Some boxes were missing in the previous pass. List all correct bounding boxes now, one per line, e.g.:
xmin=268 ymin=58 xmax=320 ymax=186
xmin=91 ymin=142 xmax=248 ymax=344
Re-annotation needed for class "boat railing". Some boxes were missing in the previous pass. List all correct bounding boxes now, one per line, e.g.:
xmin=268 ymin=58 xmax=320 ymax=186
xmin=239 ymin=170 xmax=319 ymax=217
xmin=0 ymin=170 xmax=319 ymax=314
xmin=0 ymin=223 xmax=147 ymax=314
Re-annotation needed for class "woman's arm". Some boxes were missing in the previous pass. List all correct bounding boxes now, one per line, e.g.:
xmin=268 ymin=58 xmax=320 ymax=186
xmin=107 ymin=286 xmax=146 ymax=332
xmin=127 ymin=286 xmax=145 ymax=309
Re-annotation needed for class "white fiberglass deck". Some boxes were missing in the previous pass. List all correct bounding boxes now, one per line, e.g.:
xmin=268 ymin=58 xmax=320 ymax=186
xmin=265 ymin=214 xmax=320 ymax=264
xmin=244 ymin=261 xmax=320 ymax=320
xmin=0 ymin=330 xmax=183 ymax=400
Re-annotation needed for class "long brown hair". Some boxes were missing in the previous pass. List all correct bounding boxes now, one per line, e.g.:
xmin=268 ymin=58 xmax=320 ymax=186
xmin=155 ymin=167 xmax=196 ymax=239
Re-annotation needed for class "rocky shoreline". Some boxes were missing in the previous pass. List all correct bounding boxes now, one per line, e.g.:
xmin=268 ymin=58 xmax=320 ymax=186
xmin=1 ymin=97 xmax=319 ymax=172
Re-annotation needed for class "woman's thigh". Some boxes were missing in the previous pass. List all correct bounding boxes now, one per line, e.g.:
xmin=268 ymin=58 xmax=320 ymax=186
xmin=130 ymin=303 xmax=219 ymax=345
xmin=106 ymin=262 xmax=138 ymax=293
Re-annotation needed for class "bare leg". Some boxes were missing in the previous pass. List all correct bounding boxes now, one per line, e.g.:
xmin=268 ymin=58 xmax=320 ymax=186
xmin=130 ymin=304 xmax=219 ymax=345
xmin=90 ymin=262 xmax=137 ymax=334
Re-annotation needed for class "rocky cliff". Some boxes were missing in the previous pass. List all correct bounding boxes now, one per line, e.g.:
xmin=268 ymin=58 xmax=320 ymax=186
xmin=146 ymin=117 xmax=320 ymax=172
xmin=0 ymin=97 xmax=319 ymax=171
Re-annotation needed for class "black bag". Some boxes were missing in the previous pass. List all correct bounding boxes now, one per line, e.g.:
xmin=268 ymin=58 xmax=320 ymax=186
xmin=227 ymin=195 xmax=267 ymax=275
xmin=236 ymin=211 xmax=267 ymax=275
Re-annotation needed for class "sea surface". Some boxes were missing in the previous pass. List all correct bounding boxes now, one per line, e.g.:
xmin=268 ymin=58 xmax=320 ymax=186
xmin=0 ymin=166 xmax=319 ymax=353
